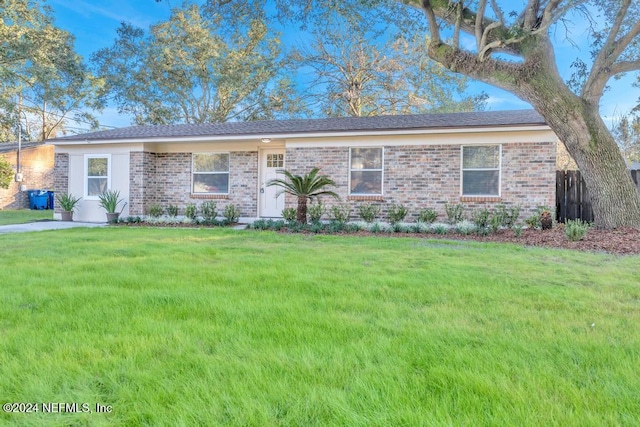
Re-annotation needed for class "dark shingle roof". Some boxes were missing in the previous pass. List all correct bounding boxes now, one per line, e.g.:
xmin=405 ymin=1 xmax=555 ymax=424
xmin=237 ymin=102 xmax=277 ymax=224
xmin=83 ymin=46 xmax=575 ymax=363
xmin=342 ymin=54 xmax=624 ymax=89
xmin=0 ymin=141 xmax=46 ymax=153
xmin=48 ymin=110 xmax=546 ymax=143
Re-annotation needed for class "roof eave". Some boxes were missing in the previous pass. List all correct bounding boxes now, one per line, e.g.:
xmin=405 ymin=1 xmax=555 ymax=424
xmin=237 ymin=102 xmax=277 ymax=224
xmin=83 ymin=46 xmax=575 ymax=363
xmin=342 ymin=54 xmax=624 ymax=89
xmin=47 ymin=124 xmax=551 ymax=146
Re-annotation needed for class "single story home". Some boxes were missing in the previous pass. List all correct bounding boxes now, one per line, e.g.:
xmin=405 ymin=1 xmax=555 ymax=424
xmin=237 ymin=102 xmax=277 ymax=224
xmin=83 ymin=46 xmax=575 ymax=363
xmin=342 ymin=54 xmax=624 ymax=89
xmin=46 ymin=110 xmax=557 ymax=222
xmin=0 ymin=141 xmax=54 ymax=210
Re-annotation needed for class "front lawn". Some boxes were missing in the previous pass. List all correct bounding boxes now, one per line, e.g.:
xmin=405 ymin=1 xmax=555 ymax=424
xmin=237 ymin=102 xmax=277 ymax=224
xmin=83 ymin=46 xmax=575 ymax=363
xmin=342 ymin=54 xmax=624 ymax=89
xmin=1 ymin=228 xmax=638 ymax=426
xmin=0 ymin=209 xmax=52 ymax=225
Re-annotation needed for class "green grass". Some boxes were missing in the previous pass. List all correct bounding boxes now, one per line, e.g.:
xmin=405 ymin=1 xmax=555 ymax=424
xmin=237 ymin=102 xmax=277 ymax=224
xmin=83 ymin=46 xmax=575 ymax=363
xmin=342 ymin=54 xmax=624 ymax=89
xmin=0 ymin=209 xmax=52 ymax=225
xmin=1 ymin=228 xmax=638 ymax=426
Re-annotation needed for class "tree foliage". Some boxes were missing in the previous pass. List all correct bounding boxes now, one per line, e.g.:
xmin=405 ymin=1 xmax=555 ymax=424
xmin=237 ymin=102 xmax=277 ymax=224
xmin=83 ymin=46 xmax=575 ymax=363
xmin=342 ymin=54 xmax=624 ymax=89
xmin=0 ymin=0 xmax=100 ymax=141
xmin=93 ymin=3 xmax=301 ymax=125
xmin=293 ymin=19 xmax=486 ymax=117
xmin=612 ymin=114 xmax=640 ymax=163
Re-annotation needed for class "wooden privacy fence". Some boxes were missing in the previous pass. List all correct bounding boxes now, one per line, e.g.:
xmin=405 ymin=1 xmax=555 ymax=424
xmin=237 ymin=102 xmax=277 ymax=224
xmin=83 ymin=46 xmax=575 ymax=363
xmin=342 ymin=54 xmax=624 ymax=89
xmin=556 ymin=170 xmax=640 ymax=223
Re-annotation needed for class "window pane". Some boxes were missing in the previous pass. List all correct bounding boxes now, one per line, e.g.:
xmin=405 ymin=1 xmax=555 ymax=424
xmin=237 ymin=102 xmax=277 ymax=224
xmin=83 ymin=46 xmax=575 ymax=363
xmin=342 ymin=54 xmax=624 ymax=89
xmin=351 ymin=148 xmax=382 ymax=169
xmin=193 ymin=154 xmax=229 ymax=173
xmin=88 ymin=158 xmax=108 ymax=177
xmin=350 ymin=171 xmax=382 ymax=194
xmin=463 ymin=146 xmax=499 ymax=169
xmin=87 ymin=177 xmax=108 ymax=196
xmin=463 ymin=171 xmax=499 ymax=195
xmin=193 ymin=174 xmax=229 ymax=193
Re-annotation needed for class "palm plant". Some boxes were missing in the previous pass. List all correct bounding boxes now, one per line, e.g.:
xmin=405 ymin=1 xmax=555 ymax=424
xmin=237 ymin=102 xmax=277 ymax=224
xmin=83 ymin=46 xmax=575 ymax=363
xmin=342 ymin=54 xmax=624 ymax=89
xmin=267 ymin=167 xmax=339 ymax=223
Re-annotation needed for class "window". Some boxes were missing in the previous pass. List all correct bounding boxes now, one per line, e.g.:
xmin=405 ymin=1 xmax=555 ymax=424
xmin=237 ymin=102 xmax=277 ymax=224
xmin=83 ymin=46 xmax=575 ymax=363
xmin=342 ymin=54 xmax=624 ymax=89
xmin=266 ymin=153 xmax=284 ymax=168
xmin=461 ymin=145 xmax=501 ymax=196
xmin=192 ymin=153 xmax=230 ymax=194
xmin=85 ymin=155 xmax=110 ymax=198
xmin=350 ymin=147 xmax=383 ymax=195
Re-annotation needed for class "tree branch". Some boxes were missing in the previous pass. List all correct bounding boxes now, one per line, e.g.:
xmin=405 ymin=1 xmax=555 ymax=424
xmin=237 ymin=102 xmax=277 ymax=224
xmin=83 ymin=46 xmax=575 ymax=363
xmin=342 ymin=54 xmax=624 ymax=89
xmin=583 ymin=0 xmax=640 ymax=103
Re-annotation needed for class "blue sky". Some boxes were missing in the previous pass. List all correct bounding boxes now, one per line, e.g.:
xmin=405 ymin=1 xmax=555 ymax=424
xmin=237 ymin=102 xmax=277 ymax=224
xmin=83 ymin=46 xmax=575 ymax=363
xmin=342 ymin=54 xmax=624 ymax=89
xmin=48 ymin=0 xmax=639 ymax=129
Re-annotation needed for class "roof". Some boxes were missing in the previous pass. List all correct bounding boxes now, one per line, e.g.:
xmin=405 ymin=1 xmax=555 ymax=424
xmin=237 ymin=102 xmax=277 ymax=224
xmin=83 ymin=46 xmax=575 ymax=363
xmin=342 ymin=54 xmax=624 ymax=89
xmin=0 ymin=141 xmax=47 ymax=153
xmin=47 ymin=110 xmax=547 ymax=143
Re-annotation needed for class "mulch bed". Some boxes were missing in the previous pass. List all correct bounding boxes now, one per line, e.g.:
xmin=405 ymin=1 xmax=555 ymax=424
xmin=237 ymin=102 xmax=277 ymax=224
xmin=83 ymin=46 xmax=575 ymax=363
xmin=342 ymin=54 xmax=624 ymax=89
xmin=404 ymin=226 xmax=640 ymax=256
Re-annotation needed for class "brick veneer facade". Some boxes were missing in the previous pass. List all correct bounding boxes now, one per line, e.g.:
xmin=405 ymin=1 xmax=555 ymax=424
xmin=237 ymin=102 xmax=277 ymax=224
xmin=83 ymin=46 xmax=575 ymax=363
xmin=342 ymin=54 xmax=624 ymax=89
xmin=115 ymin=140 xmax=554 ymax=221
xmin=285 ymin=142 xmax=556 ymax=221
xmin=128 ymin=151 xmax=258 ymax=217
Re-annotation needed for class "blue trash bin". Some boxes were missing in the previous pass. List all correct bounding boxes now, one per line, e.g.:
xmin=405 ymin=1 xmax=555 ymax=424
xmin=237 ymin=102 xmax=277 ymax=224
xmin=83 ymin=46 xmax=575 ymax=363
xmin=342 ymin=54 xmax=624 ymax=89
xmin=26 ymin=190 xmax=40 ymax=210
xmin=47 ymin=191 xmax=55 ymax=209
xmin=32 ymin=191 xmax=48 ymax=210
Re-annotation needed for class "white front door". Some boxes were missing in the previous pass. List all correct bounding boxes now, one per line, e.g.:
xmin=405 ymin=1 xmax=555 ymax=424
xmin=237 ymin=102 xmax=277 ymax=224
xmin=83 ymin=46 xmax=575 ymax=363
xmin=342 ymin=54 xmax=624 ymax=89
xmin=260 ymin=149 xmax=285 ymax=217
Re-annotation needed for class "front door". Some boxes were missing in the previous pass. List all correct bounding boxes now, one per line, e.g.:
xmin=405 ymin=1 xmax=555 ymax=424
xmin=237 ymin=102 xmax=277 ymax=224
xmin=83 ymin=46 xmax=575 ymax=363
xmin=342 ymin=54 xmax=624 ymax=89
xmin=260 ymin=149 xmax=285 ymax=217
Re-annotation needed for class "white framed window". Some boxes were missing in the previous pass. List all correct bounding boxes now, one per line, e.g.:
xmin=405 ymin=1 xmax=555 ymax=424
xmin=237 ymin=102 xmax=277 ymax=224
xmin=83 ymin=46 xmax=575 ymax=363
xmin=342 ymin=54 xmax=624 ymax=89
xmin=85 ymin=155 xmax=111 ymax=199
xmin=349 ymin=147 xmax=383 ymax=195
xmin=461 ymin=145 xmax=501 ymax=196
xmin=192 ymin=153 xmax=230 ymax=194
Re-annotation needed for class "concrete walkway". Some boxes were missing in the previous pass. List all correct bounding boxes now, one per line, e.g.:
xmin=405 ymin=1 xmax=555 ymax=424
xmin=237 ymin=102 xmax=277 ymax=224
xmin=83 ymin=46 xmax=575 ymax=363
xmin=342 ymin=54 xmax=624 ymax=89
xmin=0 ymin=221 xmax=106 ymax=234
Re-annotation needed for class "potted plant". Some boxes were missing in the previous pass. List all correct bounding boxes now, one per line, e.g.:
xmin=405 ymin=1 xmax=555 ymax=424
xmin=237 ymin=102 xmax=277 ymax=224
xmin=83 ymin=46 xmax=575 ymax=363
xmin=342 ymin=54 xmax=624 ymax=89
xmin=98 ymin=189 xmax=127 ymax=223
xmin=56 ymin=193 xmax=82 ymax=221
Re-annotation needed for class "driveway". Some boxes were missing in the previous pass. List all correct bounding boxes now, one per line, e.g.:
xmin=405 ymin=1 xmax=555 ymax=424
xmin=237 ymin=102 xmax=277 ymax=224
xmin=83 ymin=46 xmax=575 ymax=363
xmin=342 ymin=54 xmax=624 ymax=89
xmin=0 ymin=221 xmax=106 ymax=234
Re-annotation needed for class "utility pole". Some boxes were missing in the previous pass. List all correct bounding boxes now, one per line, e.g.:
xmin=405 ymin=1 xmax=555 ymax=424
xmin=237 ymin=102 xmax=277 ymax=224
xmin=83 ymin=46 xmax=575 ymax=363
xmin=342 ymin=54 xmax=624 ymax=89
xmin=15 ymin=93 xmax=23 ymax=182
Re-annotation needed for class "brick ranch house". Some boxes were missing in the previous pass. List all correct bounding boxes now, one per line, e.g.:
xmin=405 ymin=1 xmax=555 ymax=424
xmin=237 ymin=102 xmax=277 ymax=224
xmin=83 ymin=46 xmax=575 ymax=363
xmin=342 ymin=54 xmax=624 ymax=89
xmin=46 ymin=110 xmax=557 ymax=223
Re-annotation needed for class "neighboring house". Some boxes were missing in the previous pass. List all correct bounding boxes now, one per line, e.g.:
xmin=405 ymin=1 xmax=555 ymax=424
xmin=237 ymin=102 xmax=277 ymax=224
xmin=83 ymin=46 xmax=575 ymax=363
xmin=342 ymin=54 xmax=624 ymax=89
xmin=46 ymin=110 xmax=557 ymax=222
xmin=0 ymin=142 xmax=54 ymax=210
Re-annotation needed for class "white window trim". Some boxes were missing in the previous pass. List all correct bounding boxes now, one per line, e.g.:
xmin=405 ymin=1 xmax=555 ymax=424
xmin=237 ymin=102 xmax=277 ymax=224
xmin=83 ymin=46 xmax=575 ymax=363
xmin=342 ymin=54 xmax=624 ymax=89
xmin=84 ymin=154 xmax=111 ymax=200
xmin=349 ymin=147 xmax=384 ymax=196
xmin=191 ymin=152 xmax=231 ymax=195
xmin=460 ymin=145 xmax=502 ymax=197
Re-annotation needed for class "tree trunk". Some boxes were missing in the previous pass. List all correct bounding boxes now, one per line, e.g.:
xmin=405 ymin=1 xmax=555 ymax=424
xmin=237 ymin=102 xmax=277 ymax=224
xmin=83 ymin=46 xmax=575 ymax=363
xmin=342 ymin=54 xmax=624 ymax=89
xmin=296 ymin=196 xmax=308 ymax=223
xmin=538 ymin=102 xmax=640 ymax=229
xmin=517 ymin=60 xmax=640 ymax=229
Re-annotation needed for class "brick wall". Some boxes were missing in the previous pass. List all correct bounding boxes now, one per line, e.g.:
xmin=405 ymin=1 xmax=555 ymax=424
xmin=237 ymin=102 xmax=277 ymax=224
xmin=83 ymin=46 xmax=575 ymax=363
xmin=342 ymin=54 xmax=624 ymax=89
xmin=129 ymin=151 xmax=259 ymax=217
xmin=285 ymin=142 xmax=556 ymax=222
xmin=52 ymin=153 xmax=69 ymax=214
xmin=0 ymin=146 xmax=55 ymax=210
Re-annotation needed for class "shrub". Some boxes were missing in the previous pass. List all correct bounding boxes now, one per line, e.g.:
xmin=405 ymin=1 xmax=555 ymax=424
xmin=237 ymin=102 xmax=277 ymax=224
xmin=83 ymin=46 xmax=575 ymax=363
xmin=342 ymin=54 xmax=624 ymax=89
xmin=444 ymin=203 xmax=464 ymax=224
xmin=251 ymin=219 xmax=269 ymax=230
xmin=489 ymin=214 xmax=502 ymax=234
xmin=471 ymin=209 xmax=490 ymax=229
xmin=148 ymin=204 xmax=163 ymax=218
xmin=513 ymin=224 xmax=524 ymax=237
xmin=369 ymin=222 xmax=383 ymax=233
xmin=391 ymin=223 xmax=410 ymax=233
xmin=0 ymin=157 xmax=12 ymax=189
xmin=330 ymin=204 xmax=351 ymax=224
xmin=417 ymin=208 xmax=438 ymax=224
xmin=345 ymin=223 xmax=362 ymax=233
xmin=166 ymin=204 xmax=179 ymax=217
xmin=432 ymin=223 xmax=449 ymax=235
xmin=565 ymin=219 xmax=589 ymax=241
xmin=308 ymin=201 xmax=325 ymax=224
xmin=495 ymin=204 xmax=521 ymax=228
xmin=358 ymin=203 xmax=380 ymax=223
xmin=282 ymin=207 xmax=297 ymax=222
xmin=200 ymin=201 xmax=217 ymax=222
xmin=223 ymin=204 xmax=240 ymax=224
xmin=455 ymin=220 xmax=476 ymax=235
xmin=387 ymin=204 xmax=408 ymax=224
xmin=185 ymin=203 xmax=197 ymax=220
